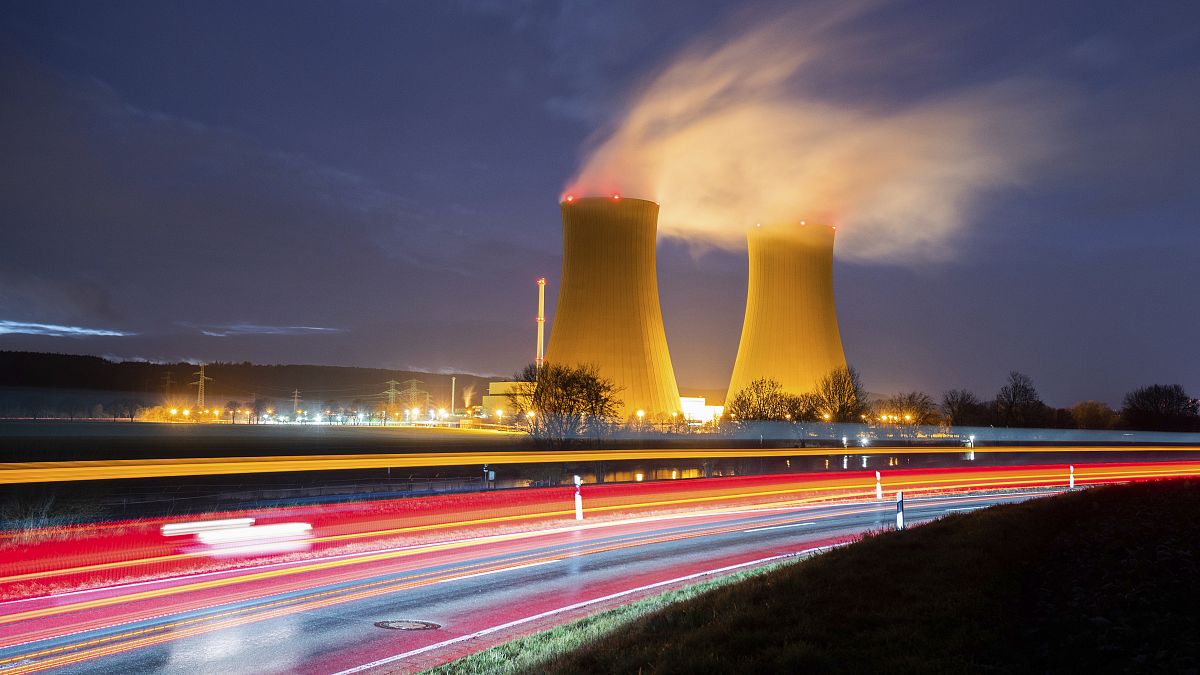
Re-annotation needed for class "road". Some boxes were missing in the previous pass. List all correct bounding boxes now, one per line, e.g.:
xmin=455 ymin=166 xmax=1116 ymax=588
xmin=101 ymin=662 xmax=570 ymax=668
xmin=4 ymin=459 xmax=1200 ymax=673
xmin=0 ymin=489 xmax=1049 ymax=674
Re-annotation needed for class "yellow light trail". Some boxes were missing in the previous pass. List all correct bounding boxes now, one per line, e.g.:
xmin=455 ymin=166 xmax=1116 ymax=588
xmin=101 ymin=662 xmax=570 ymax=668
xmin=2 ymin=446 xmax=1198 ymax=484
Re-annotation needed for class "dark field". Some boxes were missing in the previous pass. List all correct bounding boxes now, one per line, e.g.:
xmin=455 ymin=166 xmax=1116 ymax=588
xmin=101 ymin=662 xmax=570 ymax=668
xmin=529 ymin=479 xmax=1200 ymax=674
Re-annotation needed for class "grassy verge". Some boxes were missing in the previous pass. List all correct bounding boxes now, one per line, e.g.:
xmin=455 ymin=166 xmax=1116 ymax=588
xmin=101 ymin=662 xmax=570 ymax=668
xmin=433 ymin=479 xmax=1200 ymax=674
xmin=422 ymin=554 xmax=826 ymax=675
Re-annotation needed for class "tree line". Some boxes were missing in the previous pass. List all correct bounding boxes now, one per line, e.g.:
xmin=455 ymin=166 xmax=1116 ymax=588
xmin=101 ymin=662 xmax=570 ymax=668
xmin=727 ymin=369 xmax=1200 ymax=433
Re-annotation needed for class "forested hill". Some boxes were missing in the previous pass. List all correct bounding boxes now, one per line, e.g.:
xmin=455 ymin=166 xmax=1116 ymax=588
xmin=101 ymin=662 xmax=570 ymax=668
xmin=0 ymin=351 xmax=498 ymax=413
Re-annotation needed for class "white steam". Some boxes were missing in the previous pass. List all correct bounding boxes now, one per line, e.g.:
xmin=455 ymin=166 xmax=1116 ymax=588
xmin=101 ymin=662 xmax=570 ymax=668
xmin=567 ymin=3 xmax=1065 ymax=262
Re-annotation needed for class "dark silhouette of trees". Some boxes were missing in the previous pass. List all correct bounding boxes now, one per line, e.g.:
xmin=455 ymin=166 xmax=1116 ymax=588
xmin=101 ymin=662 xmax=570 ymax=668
xmin=1071 ymin=400 xmax=1118 ymax=430
xmin=994 ymin=371 xmax=1049 ymax=427
xmin=1120 ymin=384 xmax=1199 ymax=432
xmin=941 ymin=389 xmax=988 ymax=426
xmin=506 ymin=363 xmax=621 ymax=447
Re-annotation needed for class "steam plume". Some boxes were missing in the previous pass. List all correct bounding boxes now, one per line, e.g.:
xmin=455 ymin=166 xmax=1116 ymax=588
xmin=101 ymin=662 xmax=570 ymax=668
xmin=567 ymin=3 xmax=1066 ymax=262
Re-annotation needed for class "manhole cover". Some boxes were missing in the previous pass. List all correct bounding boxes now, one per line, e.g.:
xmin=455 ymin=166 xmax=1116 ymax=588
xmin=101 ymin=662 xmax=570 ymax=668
xmin=375 ymin=620 xmax=441 ymax=631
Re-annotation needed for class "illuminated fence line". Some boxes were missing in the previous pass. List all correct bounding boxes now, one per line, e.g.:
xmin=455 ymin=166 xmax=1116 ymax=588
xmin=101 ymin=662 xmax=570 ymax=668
xmin=3 ymin=446 xmax=1200 ymax=484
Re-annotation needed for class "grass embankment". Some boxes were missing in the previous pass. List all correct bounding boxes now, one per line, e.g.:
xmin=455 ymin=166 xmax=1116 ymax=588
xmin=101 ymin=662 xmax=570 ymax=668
xmin=435 ymin=479 xmax=1200 ymax=674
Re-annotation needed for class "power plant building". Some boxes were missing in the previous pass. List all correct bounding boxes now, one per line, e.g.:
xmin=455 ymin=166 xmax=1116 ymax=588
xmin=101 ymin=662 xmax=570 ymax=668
xmin=727 ymin=222 xmax=847 ymax=399
xmin=546 ymin=196 xmax=681 ymax=418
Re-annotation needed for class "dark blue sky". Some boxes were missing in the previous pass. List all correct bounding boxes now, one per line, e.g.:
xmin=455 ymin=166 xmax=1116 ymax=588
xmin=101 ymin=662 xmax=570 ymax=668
xmin=1 ymin=1 xmax=1197 ymax=406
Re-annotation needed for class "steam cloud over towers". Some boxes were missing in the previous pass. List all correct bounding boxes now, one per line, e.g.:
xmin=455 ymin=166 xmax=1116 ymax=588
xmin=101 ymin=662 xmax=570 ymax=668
xmin=546 ymin=197 xmax=681 ymax=418
xmin=727 ymin=223 xmax=847 ymax=398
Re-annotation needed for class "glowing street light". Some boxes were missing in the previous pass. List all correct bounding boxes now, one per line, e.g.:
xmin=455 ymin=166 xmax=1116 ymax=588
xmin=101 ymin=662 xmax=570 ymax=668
xmin=169 ymin=408 xmax=178 ymax=416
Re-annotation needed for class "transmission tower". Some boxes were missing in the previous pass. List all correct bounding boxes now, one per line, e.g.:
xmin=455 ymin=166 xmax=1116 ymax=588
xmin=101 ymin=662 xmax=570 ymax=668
xmin=162 ymin=371 xmax=174 ymax=402
xmin=190 ymin=365 xmax=212 ymax=408
xmin=292 ymin=389 xmax=303 ymax=415
xmin=399 ymin=379 xmax=429 ymax=409
xmin=383 ymin=380 xmax=401 ymax=405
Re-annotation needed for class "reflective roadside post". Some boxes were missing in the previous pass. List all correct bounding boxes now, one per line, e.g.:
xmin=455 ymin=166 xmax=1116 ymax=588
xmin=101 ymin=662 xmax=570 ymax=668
xmin=875 ymin=471 xmax=883 ymax=500
xmin=1069 ymin=465 xmax=1075 ymax=489
xmin=574 ymin=474 xmax=584 ymax=521
xmin=895 ymin=490 xmax=905 ymax=530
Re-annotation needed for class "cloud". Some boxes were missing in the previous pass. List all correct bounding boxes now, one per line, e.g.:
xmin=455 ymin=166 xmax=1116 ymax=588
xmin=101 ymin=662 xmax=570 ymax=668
xmin=0 ymin=320 xmax=134 ymax=337
xmin=566 ymin=1 xmax=1070 ymax=263
xmin=190 ymin=324 xmax=347 ymax=337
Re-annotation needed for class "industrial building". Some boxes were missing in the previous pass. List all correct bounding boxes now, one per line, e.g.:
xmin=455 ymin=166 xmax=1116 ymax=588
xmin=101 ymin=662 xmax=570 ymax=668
xmin=546 ymin=196 xmax=682 ymax=418
xmin=727 ymin=221 xmax=847 ymax=398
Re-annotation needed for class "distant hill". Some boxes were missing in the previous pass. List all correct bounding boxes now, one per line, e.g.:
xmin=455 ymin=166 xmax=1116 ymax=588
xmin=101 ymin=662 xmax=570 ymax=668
xmin=0 ymin=351 xmax=498 ymax=418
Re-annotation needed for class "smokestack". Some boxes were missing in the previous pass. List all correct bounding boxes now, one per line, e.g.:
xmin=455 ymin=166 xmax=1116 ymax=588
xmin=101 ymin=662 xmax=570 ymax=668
xmin=727 ymin=222 xmax=847 ymax=400
xmin=547 ymin=196 xmax=681 ymax=418
xmin=536 ymin=277 xmax=546 ymax=369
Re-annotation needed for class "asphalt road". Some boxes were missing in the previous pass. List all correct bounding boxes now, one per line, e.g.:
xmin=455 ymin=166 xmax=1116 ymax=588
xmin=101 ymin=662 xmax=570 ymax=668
xmin=0 ymin=490 xmax=1053 ymax=674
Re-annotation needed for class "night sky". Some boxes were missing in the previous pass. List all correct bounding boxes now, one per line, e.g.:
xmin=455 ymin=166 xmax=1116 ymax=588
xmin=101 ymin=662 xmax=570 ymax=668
xmin=1 ymin=1 xmax=1197 ymax=406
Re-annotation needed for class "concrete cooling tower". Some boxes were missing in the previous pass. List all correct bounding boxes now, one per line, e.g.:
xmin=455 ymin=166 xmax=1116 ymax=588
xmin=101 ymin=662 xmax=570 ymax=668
xmin=546 ymin=196 xmax=681 ymax=418
xmin=727 ymin=222 xmax=847 ymax=399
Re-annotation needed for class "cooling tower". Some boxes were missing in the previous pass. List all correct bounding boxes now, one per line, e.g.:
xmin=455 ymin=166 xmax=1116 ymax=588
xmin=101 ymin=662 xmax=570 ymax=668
xmin=727 ymin=222 xmax=847 ymax=400
xmin=547 ymin=196 xmax=681 ymax=418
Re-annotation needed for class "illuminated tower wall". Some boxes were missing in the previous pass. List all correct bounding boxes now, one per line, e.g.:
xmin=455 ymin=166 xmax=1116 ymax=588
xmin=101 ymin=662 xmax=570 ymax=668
xmin=727 ymin=222 xmax=847 ymax=400
xmin=547 ymin=196 xmax=681 ymax=418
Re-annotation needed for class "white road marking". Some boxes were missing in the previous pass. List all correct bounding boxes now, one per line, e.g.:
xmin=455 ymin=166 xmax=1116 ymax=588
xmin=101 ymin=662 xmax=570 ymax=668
xmin=745 ymin=521 xmax=816 ymax=533
xmin=330 ymin=546 xmax=843 ymax=675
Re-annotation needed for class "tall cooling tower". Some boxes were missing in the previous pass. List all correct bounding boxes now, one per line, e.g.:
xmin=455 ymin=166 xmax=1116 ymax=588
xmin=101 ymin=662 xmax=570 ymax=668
xmin=727 ymin=222 xmax=847 ymax=399
xmin=547 ymin=196 xmax=681 ymax=418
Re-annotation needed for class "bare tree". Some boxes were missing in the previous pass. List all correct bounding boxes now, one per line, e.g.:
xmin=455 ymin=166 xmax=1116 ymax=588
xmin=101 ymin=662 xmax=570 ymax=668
xmin=995 ymin=371 xmax=1047 ymax=427
xmin=725 ymin=378 xmax=820 ymax=422
xmin=813 ymin=367 xmax=866 ymax=422
xmin=506 ymin=363 xmax=621 ymax=447
xmin=725 ymin=379 xmax=790 ymax=421
xmin=877 ymin=391 xmax=939 ymax=425
xmin=942 ymin=389 xmax=987 ymax=426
